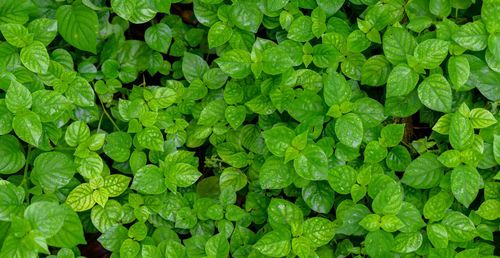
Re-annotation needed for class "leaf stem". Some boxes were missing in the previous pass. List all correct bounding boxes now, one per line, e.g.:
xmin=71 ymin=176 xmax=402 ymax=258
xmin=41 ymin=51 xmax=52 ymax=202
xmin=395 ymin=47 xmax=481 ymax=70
xmin=23 ymin=145 xmax=32 ymax=204
xmin=98 ymin=95 xmax=121 ymax=131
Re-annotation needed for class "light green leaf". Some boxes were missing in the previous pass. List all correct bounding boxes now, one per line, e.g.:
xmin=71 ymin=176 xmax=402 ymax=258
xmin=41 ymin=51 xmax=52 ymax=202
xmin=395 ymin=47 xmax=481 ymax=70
xmin=452 ymin=20 xmax=488 ymax=51
xmin=215 ymin=49 xmax=252 ymax=79
xmin=131 ymin=165 xmax=166 ymax=195
xmin=253 ymin=230 xmax=291 ymax=257
xmin=402 ymin=153 xmax=443 ymax=189
xmin=262 ymin=126 xmax=295 ymax=157
xmin=335 ymin=113 xmax=363 ymax=148
xmin=386 ymin=64 xmax=419 ymax=97
xmin=13 ymin=110 xmax=42 ymax=147
xmin=302 ymin=217 xmax=335 ymax=247
xmin=441 ymin=211 xmax=477 ymax=242
xmin=451 ymin=165 xmax=481 ymax=208
xmin=449 ymin=112 xmax=474 ymax=150
xmin=469 ymin=108 xmax=497 ymax=128
xmin=20 ymin=41 xmax=49 ymax=74
xmin=259 ymin=156 xmax=295 ymax=189
xmin=413 ymin=39 xmax=449 ymax=69
xmin=145 ymin=23 xmax=172 ymax=53
xmin=328 ymin=165 xmax=357 ymax=195
xmin=323 ymin=71 xmax=351 ymax=106
xmin=137 ymin=127 xmax=164 ymax=152
xmin=417 ymin=74 xmax=452 ymax=113
xmin=0 ymin=181 xmax=25 ymax=221
xmin=182 ymin=52 xmax=209 ymax=83
xmin=294 ymin=144 xmax=329 ymax=181
xmin=66 ymin=183 xmax=95 ymax=212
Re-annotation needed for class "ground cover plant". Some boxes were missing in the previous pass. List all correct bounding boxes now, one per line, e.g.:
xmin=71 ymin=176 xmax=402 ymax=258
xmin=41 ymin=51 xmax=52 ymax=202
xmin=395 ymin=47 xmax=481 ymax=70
xmin=0 ymin=0 xmax=499 ymax=257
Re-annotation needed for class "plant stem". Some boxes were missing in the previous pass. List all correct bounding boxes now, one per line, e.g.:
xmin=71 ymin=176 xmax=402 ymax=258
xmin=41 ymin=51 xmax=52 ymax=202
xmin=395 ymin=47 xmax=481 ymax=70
xmin=23 ymin=146 xmax=32 ymax=204
xmin=98 ymin=95 xmax=121 ymax=131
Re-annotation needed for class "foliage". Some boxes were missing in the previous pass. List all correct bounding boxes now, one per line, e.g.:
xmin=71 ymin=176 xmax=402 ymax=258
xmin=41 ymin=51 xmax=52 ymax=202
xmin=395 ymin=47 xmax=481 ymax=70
xmin=0 ymin=0 xmax=499 ymax=257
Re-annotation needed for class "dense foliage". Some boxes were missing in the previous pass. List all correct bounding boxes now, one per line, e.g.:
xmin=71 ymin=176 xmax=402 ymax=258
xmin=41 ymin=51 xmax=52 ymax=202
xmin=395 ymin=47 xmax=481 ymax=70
xmin=0 ymin=0 xmax=499 ymax=257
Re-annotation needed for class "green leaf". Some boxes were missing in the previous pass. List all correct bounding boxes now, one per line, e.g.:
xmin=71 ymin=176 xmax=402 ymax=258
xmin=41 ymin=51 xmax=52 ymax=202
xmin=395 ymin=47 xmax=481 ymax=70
xmin=13 ymin=110 xmax=42 ymax=147
xmin=66 ymin=183 xmax=95 ymax=212
xmin=65 ymin=121 xmax=90 ymax=147
xmin=205 ymin=234 xmax=229 ymax=258
xmin=397 ymin=202 xmax=426 ymax=233
xmin=417 ymin=74 xmax=452 ymax=113
xmin=360 ymin=214 xmax=381 ymax=231
xmin=103 ymin=132 xmax=132 ymax=162
xmin=267 ymin=198 xmax=303 ymax=235
xmin=392 ymin=232 xmax=423 ymax=253
xmin=447 ymin=55 xmax=470 ymax=89
xmin=46 ymin=204 xmax=86 ymax=248
xmin=262 ymin=47 xmax=293 ymax=75
xmin=372 ymin=184 xmax=402 ymax=215
xmin=215 ymin=49 xmax=252 ymax=79
xmin=430 ymin=0 xmax=451 ymax=18
xmin=66 ymin=77 xmax=96 ymax=107
xmin=364 ymin=141 xmax=387 ymax=163
xmin=173 ymin=163 xmax=202 ymax=188
xmin=469 ymin=108 xmax=497 ymax=128
xmin=259 ymin=156 xmax=295 ymax=189
xmin=301 ymin=181 xmax=335 ymax=213
xmin=452 ymin=20 xmax=488 ymax=51
xmin=182 ymin=52 xmax=209 ymax=83
xmin=27 ymin=18 xmax=58 ymax=46
xmin=120 ymin=239 xmax=140 ymax=258
xmin=230 ymin=2 xmax=262 ymax=33
xmin=380 ymin=124 xmax=405 ymax=147
xmin=20 ymin=41 xmax=49 ymax=74
xmin=360 ymin=55 xmax=390 ymax=87
xmin=262 ymin=126 xmax=295 ymax=157
xmin=5 ymin=80 xmax=31 ymax=114
xmin=294 ymin=144 xmax=329 ymax=180
xmin=476 ymin=199 xmax=500 ymax=220
xmin=365 ymin=230 xmax=394 ymax=257
xmin=208 ymin=21 xmax=232 ymax=49
xmin=102 ymin=174 xmax=131 ymax=197
xmin=225 ymin=105 xmax=246 ymax=129
xmin=131 ymin=165 xmax=166 ymax=195
xmin=441 ymin=211 xmax=477 ymax=242
xmin=424 ymin=190 xmax=454 ymax=222
xmin=312 ymin=44 xmax=343 ymax=68
xmin=32 ymin=152 xmax=76 ymax=192
xmin=323 ymin=71 xmax=351 ymax=106
xmin=56 ymin=2 xmax=98 ymax=53
xmin=24 ymin=201 xmax=65 ymax=238
xmin=0 ymin=23 xmax=31 ymax=48
xmin=287 ymin=16 xmax=314 ymax=42
xmin=253 ymin=230 xmax=291 ymax=257
xmin=335 ymin=113 xmax=363 ymax=148
xmin=31 ymin=90 xmax=71 ymax=122
xmin=137 ymin=127 xmax=164 ymax=152
xmin=98 ymin=225 xmax=129 ymax=253
xmin=0 ymin=181 xmax=24 ymax=221
xmin=386 ymin=145 xmax=411 ymax=171
xmin=449 ymin=112 xmax=474 ymax=150
xmin=145 ymin=23 xmax=172 ymax=53
xmin=427 ymin=223 xmax=449 ymax=248
xmin=413 ymin=39 xmax=449 ymax=69
xmin=302 ymin=217 xmax=335 ymax=247
xmin=328 ymin=165 xmax=357 ymax=195
xmin=451 ymin=165 xmax=481 ymax=208
xmin=386 ymin=64 xmax=419 ymax=97
xmin=111 ymin=0 xmax=136 ymax=20
xmin=402 ymin=153 xmax=443 ymax=189
xmin=382 ymin=27 xmax=417 ymax=65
